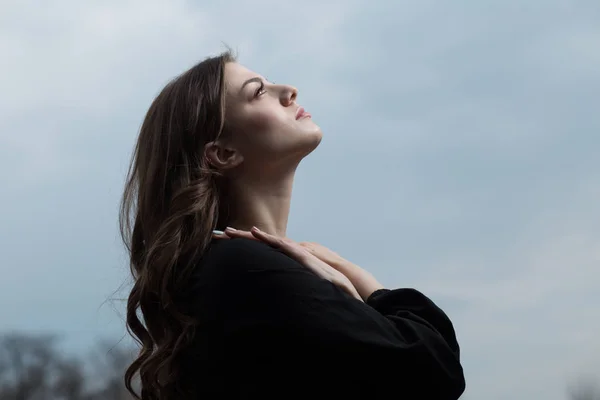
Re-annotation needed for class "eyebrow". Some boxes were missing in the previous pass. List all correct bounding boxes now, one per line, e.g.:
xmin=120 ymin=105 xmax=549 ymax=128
xmin=240 ymin=77 xmax=263 ymax=93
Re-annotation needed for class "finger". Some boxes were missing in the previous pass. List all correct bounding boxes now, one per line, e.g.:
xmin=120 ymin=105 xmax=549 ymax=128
xmin=299 ymin=242 xmax=315 ymax=252
xmin=212 ymin=230 xmax=229 ymax=239
xmin=222 ymin=227 xmax=256 ymax=241
xmin=212 ymin=228 xmax=256 ymax=241
xmin=250 ymin=227 xmax=286 ymax=247
xmin=250 ymin=227 xmax=309 ymax=259
xmin=299 ymin=244 xmax=315 ymax=258
xmin=299 ymin=243 xmax=323 ymax=261
xmin=299 ymin=242 xmax=321 ymax=251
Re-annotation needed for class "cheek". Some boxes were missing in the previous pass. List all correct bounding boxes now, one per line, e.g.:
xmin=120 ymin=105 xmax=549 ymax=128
xmin=230 ymin=106 xmax=319 ymax=161
xmin=237 ymin=110 xmax=289 ymax=150
xmin=243 ymin=109 xmax=284 ymax=133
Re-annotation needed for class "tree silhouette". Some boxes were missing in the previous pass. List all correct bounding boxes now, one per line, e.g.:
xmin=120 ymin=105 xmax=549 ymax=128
xmin=568 ymin=378 xmax=600 ymax=400
xmin=0 ymin=333 xmax=63 ymax=399
xmin=1 ymin=330 xmax=597 ymax=399
xmin=0 ymin=332 xmax=134 ymax=400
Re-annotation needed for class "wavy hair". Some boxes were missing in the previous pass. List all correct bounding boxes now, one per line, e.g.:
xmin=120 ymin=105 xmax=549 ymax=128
xmin=119 ymin=50 xmax=235 ymax=399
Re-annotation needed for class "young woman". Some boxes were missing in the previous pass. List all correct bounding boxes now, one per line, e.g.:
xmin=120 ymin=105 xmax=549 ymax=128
xmin=120 ymin=51 xmax=466 ymax=399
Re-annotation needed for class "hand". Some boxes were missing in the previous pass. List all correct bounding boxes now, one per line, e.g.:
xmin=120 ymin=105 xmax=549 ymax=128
xmin=298 ymin=242 xmax=346 ymax=270
xmin=214 ymin=227 xmax=363 ymax=301
xmin=298 ymin=242 xmax=385 ymax=301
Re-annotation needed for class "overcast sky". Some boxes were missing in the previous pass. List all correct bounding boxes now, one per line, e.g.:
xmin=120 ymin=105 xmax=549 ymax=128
xmin=1 ymin=1 xmax=599 ymax=399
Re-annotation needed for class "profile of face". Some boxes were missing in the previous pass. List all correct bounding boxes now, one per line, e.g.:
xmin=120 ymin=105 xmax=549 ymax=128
xmin=206 ymin=62 xmax=322 ymax=176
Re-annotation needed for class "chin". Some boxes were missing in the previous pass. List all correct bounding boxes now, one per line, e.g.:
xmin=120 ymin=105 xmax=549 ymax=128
xmin=300 ymin=126 xmax=323 ymax=155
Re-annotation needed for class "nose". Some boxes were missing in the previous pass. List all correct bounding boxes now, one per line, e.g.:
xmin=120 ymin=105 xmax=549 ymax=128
xmin=279 ymin=84 xmax=298 ymax=106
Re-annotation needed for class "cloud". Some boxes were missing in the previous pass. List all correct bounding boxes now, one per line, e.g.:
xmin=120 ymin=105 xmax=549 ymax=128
xmin=1 ymin=1 xmax=599 ymax=399
xmin=0 ymin=0 xmax=369 ymax=188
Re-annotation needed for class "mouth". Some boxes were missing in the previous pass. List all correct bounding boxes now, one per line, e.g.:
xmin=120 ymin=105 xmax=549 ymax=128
xmin=295 ymin=106 xmax=311 ymax=120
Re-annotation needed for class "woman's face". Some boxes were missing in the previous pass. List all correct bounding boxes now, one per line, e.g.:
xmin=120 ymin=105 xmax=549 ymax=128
xmin=221 ymin=62 xmax=322 ymax=173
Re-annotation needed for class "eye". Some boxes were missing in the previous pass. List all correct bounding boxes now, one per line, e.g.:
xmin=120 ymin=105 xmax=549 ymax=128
xmin=254 ymin=81 xmax=267 ymax=98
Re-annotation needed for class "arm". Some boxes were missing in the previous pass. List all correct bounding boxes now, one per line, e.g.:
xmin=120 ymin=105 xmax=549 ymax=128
xmin=215 ymin=238 xmax=466 ymax=399
xmin=299 ymin=240 xmax=387 ymax=301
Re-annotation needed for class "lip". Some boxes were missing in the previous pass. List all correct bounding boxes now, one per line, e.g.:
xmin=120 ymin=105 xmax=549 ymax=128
xmin=295 ymin=106 xmax=311 ymax=120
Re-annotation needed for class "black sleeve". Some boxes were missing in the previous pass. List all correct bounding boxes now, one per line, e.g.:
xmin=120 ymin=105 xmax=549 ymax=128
xmin=212 ymin=238 xmax=465 ymax=399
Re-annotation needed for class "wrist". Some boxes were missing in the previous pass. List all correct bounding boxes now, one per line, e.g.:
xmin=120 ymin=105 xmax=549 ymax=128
xmin=357 ymin=280 xmax=385 ymax=301
xmin=334 ymin=260 xmax=384 ymax=301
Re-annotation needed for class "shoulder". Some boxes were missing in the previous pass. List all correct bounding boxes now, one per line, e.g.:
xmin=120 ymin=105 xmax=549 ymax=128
xmin=189 ymin=238 xmax=312 ymax=309
xmin=207 ymin=237 xmax=277 ymax=263
xmin=200 ymin=238 xmax=301 ymax=275
xmin=187 ymin=238 xmax=299 ymax=309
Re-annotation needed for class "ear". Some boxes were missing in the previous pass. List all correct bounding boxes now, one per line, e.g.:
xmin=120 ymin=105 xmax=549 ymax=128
xmin=204 ymin=140 xmax=243 ymax=170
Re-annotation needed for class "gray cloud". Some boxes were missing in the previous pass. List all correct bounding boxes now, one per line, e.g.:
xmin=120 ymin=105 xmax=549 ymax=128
xmin=1 ymin=1 xmax=599 ymax=398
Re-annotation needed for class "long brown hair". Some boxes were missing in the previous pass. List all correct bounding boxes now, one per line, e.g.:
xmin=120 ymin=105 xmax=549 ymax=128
xmin=119 ymin=50 xmax=235 ymax=399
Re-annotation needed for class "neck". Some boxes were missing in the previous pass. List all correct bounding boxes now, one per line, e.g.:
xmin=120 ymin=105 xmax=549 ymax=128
xmin=226 ymin=169 xmax=296 ymax=237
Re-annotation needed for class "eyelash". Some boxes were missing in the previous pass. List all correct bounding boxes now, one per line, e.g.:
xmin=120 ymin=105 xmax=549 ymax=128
xmin=254 ymin=81 xmax=267 ymax=98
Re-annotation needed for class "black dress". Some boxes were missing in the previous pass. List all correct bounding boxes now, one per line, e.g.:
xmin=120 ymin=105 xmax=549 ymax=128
xmin=182 ymin=238 xmax=466 ymax=399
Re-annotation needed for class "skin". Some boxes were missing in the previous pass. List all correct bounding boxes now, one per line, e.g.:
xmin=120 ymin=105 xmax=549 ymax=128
xmin=205 ymin=62 xmax=321 ymax=237
xmin=299 ymin=241 xmax=384 ymax=301
xmin=208 ymin=62 xmax=384 ymax=301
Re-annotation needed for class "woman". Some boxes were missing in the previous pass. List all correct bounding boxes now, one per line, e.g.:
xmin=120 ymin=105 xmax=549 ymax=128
xmin=120 ymin=50 xmax=466 ymax=399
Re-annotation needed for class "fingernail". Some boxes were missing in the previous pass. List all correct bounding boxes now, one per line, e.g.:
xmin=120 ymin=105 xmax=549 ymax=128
xmin=212 ymin=230 xmax=225 ymax=235
xmin=251 ymin=226 xmax=260 ymax=232
xmin=225 ymin=227 xmax=236 ymax=232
